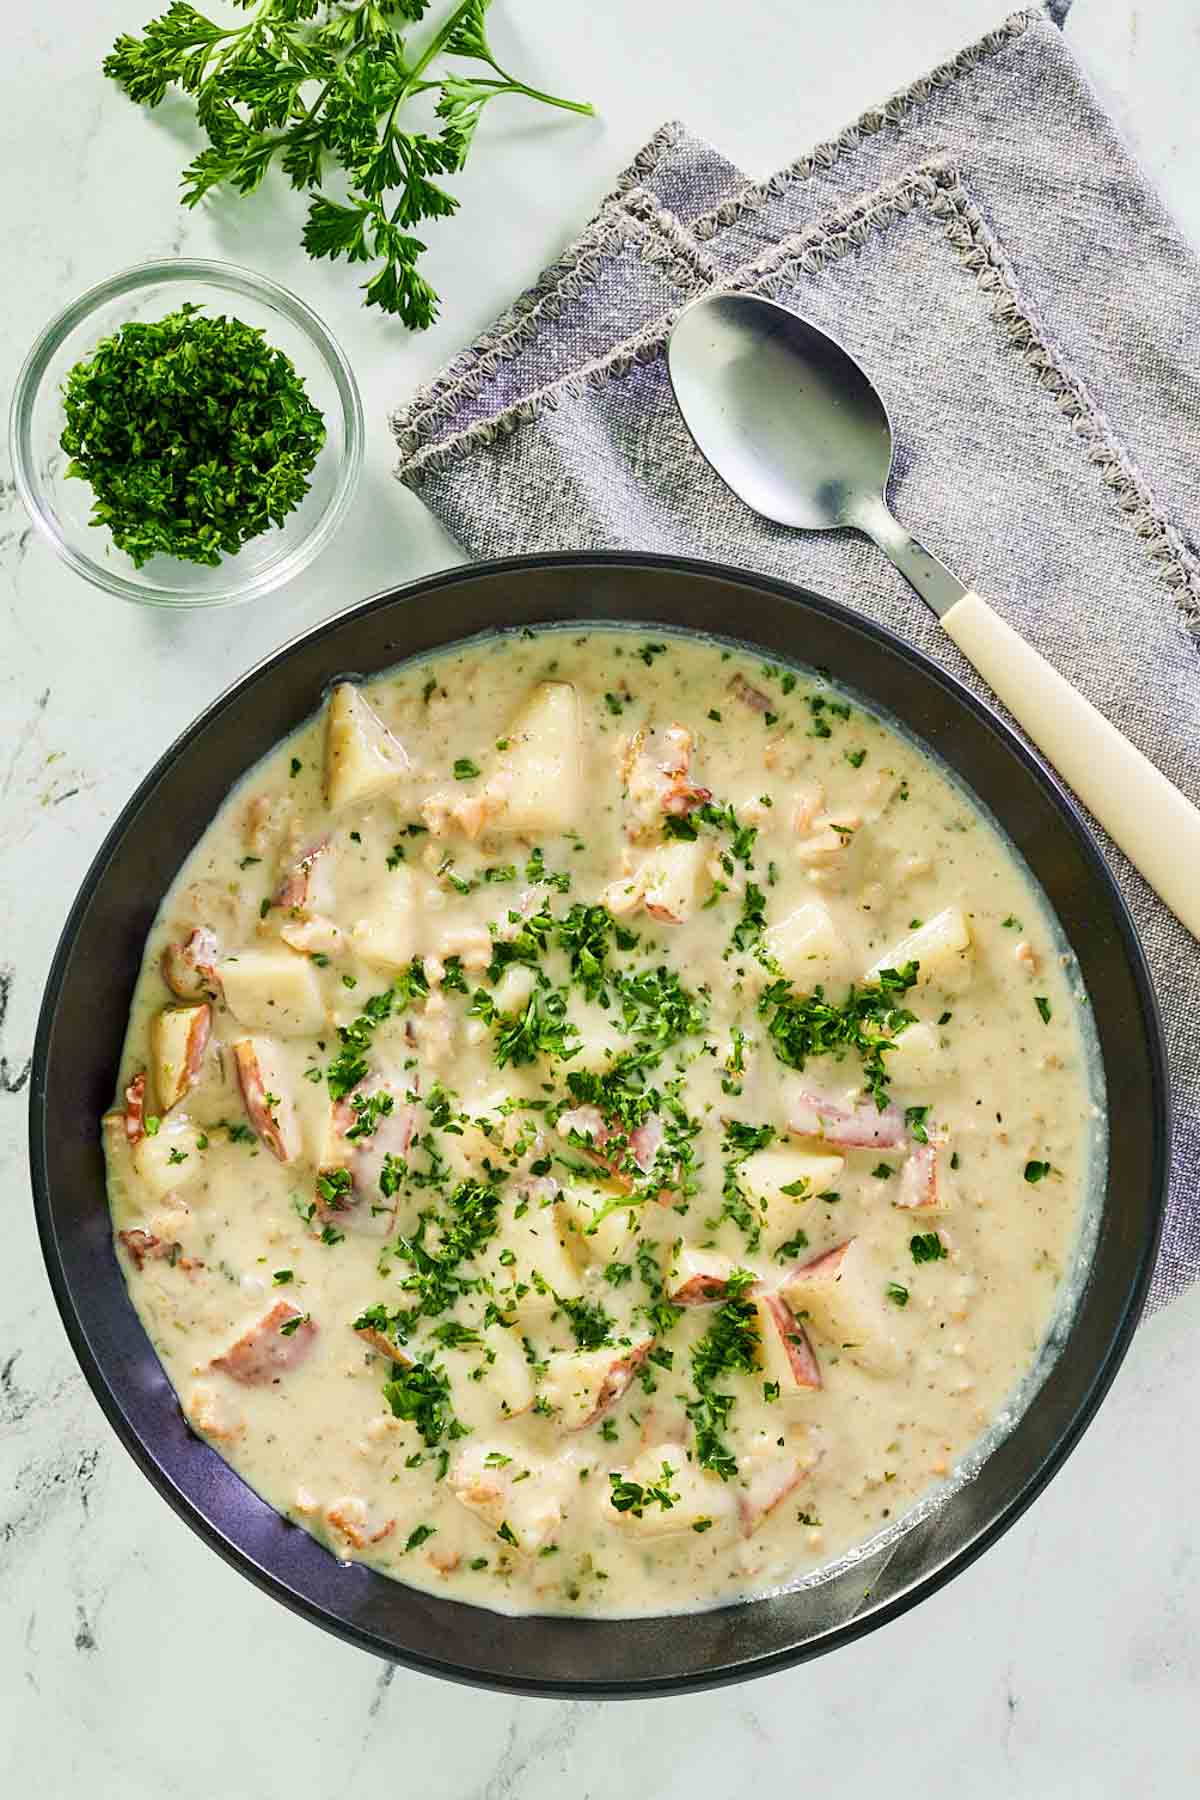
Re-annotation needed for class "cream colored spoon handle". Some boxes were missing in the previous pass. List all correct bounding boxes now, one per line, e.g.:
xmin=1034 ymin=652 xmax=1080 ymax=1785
xmin=940 ymin=590 xmax=1200 ymax=940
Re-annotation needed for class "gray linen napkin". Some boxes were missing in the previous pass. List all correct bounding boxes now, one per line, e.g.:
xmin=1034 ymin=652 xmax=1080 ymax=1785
xmin=392 ymin=4 xmax=1200 ymax=1314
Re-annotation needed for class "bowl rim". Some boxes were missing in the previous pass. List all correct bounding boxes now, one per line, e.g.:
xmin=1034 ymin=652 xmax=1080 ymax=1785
xmin=29 ymin=550 xmax=1169 ymax=1694
xmin=7 ymin=256 xmax=365 ymax=609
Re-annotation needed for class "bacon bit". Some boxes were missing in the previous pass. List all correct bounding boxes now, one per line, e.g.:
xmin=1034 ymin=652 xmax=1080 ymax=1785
xmin=577 ymin=1339 xmax=654 ymax=1430
xmin=728 ymin=672 xmax=772 ymax=713
xmin=161 ymin=926 xmax=219 ymax=1001
xmin=1014 ymin=940 xmax=1039 ymax=976
xmin=211 ymin=1301 xmax=317 ymax=1385
xmin=622 ymin=723 xmax=711 ymax=838
xmin=788 ymin=1092 xmax=907 ymax=1149
xmin=661 ymin=780 xmax=713 ymax=817
xmin=273 ymin=837 xmax=329 ymax=910
xmin=123 ymin=1072 xmax=147 ymax=1144
xmin=428 ymin=1546 xmax=461 ymax=1575
xmin=325 ymin=1496 xmax=396 ymax=1550
xmin=118 ymin=1228 xmax=203 ymax=1274
xmin=759 ymin=1293 xmax=822 ymax=1389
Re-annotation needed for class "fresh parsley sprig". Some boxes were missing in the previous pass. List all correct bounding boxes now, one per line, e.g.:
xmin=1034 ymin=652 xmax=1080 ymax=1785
xmin=105 ymin=0 xmax=594 ymax=325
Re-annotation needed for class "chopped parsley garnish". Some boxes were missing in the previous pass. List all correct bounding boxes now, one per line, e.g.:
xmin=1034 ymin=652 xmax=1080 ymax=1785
xmin=758 ymin=964 xmax=919 ymax=1108
xmin=872 ymin=1162 xmax=895 ymax=1180
xmin=909 ymin=1233 xmax=947 ymax=1265
xmin=279 ymin=1312 xmax=310 ymax=1336
xmin=1024 ymin=1160 xmax=1052 ymax=1184
xmin=273 ymin=1270 xmax=294 ymax=1285
xmin=402 ymin=1524 xmax=437 ymax=1553
xmin=608 ymin=1463 xmax=679 ymax=1517
xmin=905 ymin=1105 xmax=931 ymax=1145
xmin=381 ymin=1361 xmax=466 ymax=1447
xmin=776 ymin=1228 xmax=809 ymax=1261
xmin=557 ymin=1294 xmax=613 ymax=1351
xmin=687 ymin=1269 xmax=759 ymax=1479
xmin=1035 ymin=996 xmax=1052 ymax=1025
xmin=885 ymin=1282 xmax=909 ymax=1307
xmin=453 ymin=758 xmax=481 ymax=781
xmin=58 ymin=305 xmax=325 ymax=568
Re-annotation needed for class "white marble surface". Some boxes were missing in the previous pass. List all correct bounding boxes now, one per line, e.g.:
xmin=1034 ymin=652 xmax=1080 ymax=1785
xmin=2 ymin=1 xmax=1197 ymax=1790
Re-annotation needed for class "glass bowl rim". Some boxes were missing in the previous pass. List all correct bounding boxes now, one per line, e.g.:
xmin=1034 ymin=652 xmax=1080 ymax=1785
xmin=7 ymin=256 xmax=365 ymax=609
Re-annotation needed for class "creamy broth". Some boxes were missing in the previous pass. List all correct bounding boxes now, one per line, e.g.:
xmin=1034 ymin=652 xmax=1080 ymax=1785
xmin=103 ymin=629 xmax=1098 ymax=1618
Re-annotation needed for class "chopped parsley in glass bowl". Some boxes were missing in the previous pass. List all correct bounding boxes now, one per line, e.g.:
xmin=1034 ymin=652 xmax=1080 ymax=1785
xmin=9 ymin=259 xmax=363 ymax=608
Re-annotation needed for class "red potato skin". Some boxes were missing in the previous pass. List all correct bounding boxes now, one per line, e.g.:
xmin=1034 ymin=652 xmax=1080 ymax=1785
xmin=789 ymin=1093 xmax=907 ymax=1149
xmin=671 ymin=1272 xmax=739 ymax=1306
xmin=123 ymin=1072 xmax=147 ymax=1144
xmin=738 ymin=1458 xmax=807 ymax=1536
xmin=232 ymin=1041 xmax=291 ymax=1163
xmin=895 ymin=1140 xmax=950 ymax=1210
xmin=183 ymin=1003 xmax=212 ymax=1090
xmin=576 ymin=1338 xmax=655 ymax=1429
xmin=354 ymin=1326 xmax=413 ymax=1365
xmin=211 ymin=1301 xmax=317 ymax=1385
xmin=161 ymin=927 xmax=219 ymax=1001
xmin=782 ymin=1241 xmax=851 ymax=1285
xmin=761 ymin=1293 xmax=823 ymax=1389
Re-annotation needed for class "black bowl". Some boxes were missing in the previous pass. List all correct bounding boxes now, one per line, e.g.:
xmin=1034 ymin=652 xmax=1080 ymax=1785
xmin=30 ymin=554 xmax=1167 ymax=1695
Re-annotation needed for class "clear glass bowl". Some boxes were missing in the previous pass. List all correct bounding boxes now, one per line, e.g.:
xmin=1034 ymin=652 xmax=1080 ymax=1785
xmin=8 ymin=259 xmax=364 ymax=609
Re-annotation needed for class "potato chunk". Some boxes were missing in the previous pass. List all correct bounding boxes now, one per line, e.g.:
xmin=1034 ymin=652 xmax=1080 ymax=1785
xmin=150 ymin=1002 xmax=211 ymax=1113
xmin=779 ymin=1240 xmax=903 ymax=1376
xmin=485 ymin=682 xmax=584 ymax=835
xmin=233 ymin=1036 xmax=301 ymax=1163
xmin=604 ymin=1444 xmax=736 ymax=1539
xmin=130 ymin=1122 xmax=208 ymax=1199
xmin=764 ymin=899 xmax=851 ymax=986
xmin=480 ymin=1199 xmax=585 ymax=1318
xmin=638 ymin=836 xmax=706 ymax=924
xmin=324 ymin=683 xmax=411 ymax=811
xmin=450 ymin=1443 xmax=579 ymax=1554
xmin=215 ymin=946 xmax=327 ymax=1037
xmin=348 ymin=867 xmax=419 ymax=972
xmin=739 ymin=1146 xmax=844 ymax=1247
xmin=540 ymin=1338 xmax=653 ymax=1430
xmin=865 ymin=907 xmax=971 ymax=986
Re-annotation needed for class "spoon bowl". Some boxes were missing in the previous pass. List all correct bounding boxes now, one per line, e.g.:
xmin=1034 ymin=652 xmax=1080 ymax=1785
xmin=668 ymin=293 xmax=893 ymax=531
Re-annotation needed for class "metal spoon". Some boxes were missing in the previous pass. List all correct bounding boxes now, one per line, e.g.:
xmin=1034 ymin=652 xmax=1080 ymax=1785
xmin=667 ymin=290 xmax=1200 ymax=940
